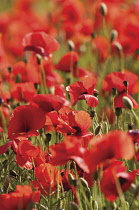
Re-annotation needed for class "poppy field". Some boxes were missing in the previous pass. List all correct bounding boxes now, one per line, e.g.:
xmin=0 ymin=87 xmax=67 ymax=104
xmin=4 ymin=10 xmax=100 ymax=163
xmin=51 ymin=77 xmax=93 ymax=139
xmin=0 ymin=0 xmax=139 ymax=209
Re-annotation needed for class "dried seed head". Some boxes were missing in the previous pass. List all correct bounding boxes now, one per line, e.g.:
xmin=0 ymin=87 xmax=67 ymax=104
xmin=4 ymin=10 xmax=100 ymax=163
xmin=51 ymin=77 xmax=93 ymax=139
xmin=99 ymin=3 xmax=108 ymax=16
xmin=110 ymin=29 xmax=118 ymax=42
xmin=122 ymin=96 xmax=133 ymax=110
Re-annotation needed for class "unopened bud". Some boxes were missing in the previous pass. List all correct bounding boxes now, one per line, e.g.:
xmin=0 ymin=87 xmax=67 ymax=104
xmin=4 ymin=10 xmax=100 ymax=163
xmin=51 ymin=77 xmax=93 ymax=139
xmin=110 ymin=29 xmax=118 ymax=42
xmin=113 ymin=41 xmax=123 ymax=52
xmin=99 ymin=3 xmax=108 ymax=16
xmin=115 ymin=107 xmax=122 ymax=117
xmin=112 ymin=88 xmax=117 ymax=96
xmin=95 ymin=125 xmax=101 ymax=135
xmin=79 ymin=177 xmax=88 ymax=188
xmin=68 ymin=173 xmax=77 ymax=186
xmin=122 ymin=96 xmax=133 ymax=110
xmin=68 ymin=40 xmax=75 ymax=51
xmin=123 ymin=80 xmax=129 ymax=88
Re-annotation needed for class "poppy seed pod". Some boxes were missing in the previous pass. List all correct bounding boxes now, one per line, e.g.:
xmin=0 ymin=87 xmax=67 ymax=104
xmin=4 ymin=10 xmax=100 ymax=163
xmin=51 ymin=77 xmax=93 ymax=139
xmin=122 ymin=96 xmax=133 ymax=110
xmin=99 ymin=3 xmax=108 ymax=16
xmin=110 ymin=30 xmax=118 ymax=43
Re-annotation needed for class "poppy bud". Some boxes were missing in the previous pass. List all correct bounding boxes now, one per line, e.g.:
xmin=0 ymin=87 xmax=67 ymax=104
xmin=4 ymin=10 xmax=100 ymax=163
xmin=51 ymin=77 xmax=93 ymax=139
xmin=68 ymin=173 xmax=77 ymax=186
xmin=70 ymin=202 xmax=79 ymax=210
xmin=123 ymin=80 xmax=129 ymax=88
xmin=7 ymin=66 xmax=12 ymax=73
xmin=112 ymin=88 xmax=117 ymax=96
xmin=68 ymin=40 xmax=75 ymax=51
xmin=122 ymin=96 xmax=133 ymax=110
xmin=95 ymin=125 xmax=101 ymax=135
xmin=115 ymin=107 xmax=122 ymax=117
xmin=110 ymin=29 xmax=118 ymax=43
xmin=99 ymin=3 xmax=108 ymax=16
xmin=79 ymin=177 xmax=88 ymax=188
xmin=113 ymin=41 xmax=123 ymax=52
xmin=90 ymin=110 xmax=96 ymax=118
xmin=131 ymin=183 xmax=139 ymax=198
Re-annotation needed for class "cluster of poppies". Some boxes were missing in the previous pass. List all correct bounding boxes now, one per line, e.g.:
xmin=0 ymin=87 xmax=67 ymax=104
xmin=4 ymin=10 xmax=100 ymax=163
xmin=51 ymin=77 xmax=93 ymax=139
xmin=0 ymin=0 xmax=139 ymax=209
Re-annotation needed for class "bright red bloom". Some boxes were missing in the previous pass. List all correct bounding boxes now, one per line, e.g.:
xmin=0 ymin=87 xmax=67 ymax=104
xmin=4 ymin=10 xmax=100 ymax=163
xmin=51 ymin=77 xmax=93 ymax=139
xmin=0 ymin=185 xmax=40 ymax=210
xmin=16 ymin=140 xmax=46 ymax=169
xmin=11 ymin=82 xmax=36 ymax=102
xmin=31 ymin=94 xmax=63 ymax=113
xmin=32 ymin=163 xmax=62 ymax=196
xmin=56 ymin=109 xmax=92 ymax=138
xmin=66 ymin=75 xmax=98 ymax=107
xmin=22 ymin=32 xmax=60 ymax=58
xmin=50 ymin=135 xmax=88 ymax=172
xmin=100 ymin=162 xmax=137 ymax=201
xmin=8 ymin=104 xmax=46 ymax=139
xmin=84 ymin=130 xmax=135 ymax=173
xmin=54 ymin=51 xmax=79 ymax=72
xmin=103 ymin=70 xmax=139 ymax=108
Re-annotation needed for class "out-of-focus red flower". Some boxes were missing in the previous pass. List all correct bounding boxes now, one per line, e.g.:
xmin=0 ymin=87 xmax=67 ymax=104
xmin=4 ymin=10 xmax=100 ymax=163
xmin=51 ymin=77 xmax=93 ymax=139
xmin=31 ymin=94 xmax=63 ymax=113
xmin=16 ymin=140 xmax=46 ymax=169
xmin=0 ymin=185 xmax=40 ymax=210
xmin=11 ymin=82 xmax=36 ymax=102
xmin=8 ymin=104 xmax=46 ymax=139
xmin=84 ymin=130 xmax=135 ymax=173
xmin=61 ymin=0 xmax=84 ymax=24
xmin=12 ymin=58 xmax=40 ymax=83
xmin=102 ymin=70 xmax=139 ymax=108
xmin=92 ymin=36 xmax=109 ymax=62
xmin=54 ymin=51 xmax=79 ymax=72
xmin=22 ymin=32 xmax=60 ymax=58
xmin=66 ymin=75 xmax=98 ymax=107
xmin=42 ymin=58 xmax=64 ymax=87
xmin=32 ymin=163 xmax=62 ymax=196
xmin=100 ymin=162 xmax=137 ymax=201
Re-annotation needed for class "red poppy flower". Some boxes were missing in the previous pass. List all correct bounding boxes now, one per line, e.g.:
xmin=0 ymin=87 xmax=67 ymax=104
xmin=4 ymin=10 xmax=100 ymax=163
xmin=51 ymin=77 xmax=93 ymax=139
xmin=0 ymin=185 xmax=40 ymax=210
xmin=22 ymin=32 xmax=60 ymax=58
xmin=8 ymin=104 xmax=46 ymax=139
xmin=100 ymin=163 xmax=137 ymax=201
xmin=61 ymin=0 xmax=84 ymax=23
xmin=12 ymin=58 xmax=40 ymax=83
xmin=84 ymin=130 xmax=135 ymax=173
xmin=56 ymin=110 xmax=92 ymax=138
xmin=54 ymin=51 xmax=79 ymax=72
xmin=50 ymin=135 xmax=89 ymax=172
xmin=32 ymin=163 xmax=62 ymax=196
xmin=102 ymin=70 xmax=139 ymax=108
xmin=66 ymin=75 xmax=98 ymax=107
xmin=31 ymin=94 xmax=63 ymax=113
xmin=16 ymin=140 xmax=46 ymax=169
xmin=92 ymin=36 xmax=109 ymax=62
xmin=11 ymin=82 xmax=36 ymax=102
